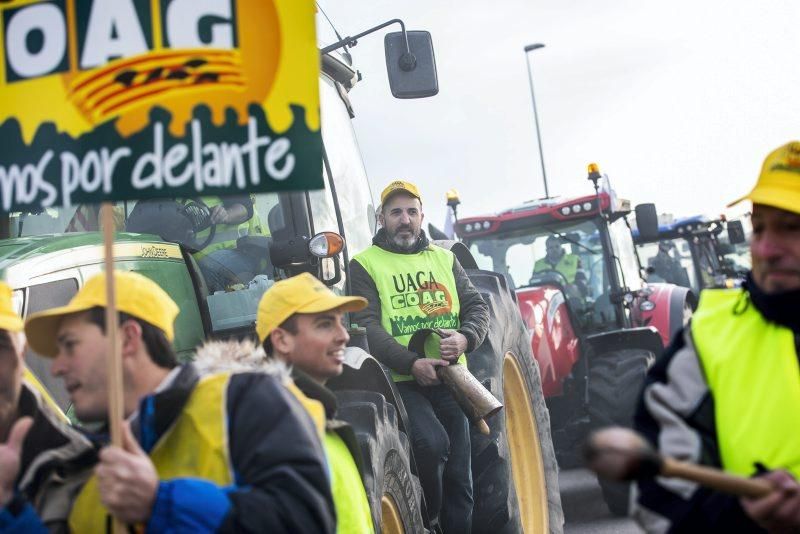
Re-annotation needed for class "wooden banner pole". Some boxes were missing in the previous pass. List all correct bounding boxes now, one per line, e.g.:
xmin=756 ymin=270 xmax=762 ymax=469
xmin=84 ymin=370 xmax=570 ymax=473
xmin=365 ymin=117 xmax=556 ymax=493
xmin=101 ymin=203 xmax=125 ymax=534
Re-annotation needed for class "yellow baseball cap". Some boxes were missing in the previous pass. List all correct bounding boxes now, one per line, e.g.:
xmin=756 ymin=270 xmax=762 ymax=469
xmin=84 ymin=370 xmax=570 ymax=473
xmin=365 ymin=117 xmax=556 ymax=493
xmin=256 ymin=273 xmax=367 ymax=343
xmin=728 ymin=141 xmax=800 ymax=214
xmin=25 ymin=271 xmax=179 ymax=357
xmin=0 ymin=281 xmax=23 ymax=333
xmin=380 ymin=180 xmax=422 ymax=204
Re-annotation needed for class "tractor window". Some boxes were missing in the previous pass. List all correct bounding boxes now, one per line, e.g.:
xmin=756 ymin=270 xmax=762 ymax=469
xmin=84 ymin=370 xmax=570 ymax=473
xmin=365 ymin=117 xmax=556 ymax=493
xmin=691 ymin=237 xmax=720 ymax=289
xmin=318 ymin=76 xmax=375 ymax=257
xmin=638 ymin=237 xmax=696 ymax=291
xmin=9 ymin=205 xmax=89 ymax=236
xmin=306 ymin=75 xmax=376 ymax=296
xmin=467 ymin=218 xmax=616 ymax=330
xmin=24 ymin=278 xmax=79 ymax=410
xmin=608 ymin=216 xmax=645 ymax=291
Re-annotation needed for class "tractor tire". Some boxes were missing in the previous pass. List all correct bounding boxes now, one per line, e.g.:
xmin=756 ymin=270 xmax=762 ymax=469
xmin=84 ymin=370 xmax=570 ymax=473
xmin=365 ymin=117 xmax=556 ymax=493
xmin=335 ymin=390 xmax=426 ymax=534
xmin=587 ymin=348 xmax=654 ymax=516
xmin=466 ymin=270 xmax=564 ymax=534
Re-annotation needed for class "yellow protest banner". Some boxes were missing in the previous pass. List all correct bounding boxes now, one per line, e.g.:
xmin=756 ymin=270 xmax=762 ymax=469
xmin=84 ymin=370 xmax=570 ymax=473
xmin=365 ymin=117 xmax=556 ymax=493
xmin=0 ymin=0 xmax=322 ymax=212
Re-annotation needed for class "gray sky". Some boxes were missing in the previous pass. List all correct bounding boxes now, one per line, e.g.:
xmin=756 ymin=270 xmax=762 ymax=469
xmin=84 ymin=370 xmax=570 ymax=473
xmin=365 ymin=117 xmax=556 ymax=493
xmin=319 ymin=1 xmax=800 ymax=230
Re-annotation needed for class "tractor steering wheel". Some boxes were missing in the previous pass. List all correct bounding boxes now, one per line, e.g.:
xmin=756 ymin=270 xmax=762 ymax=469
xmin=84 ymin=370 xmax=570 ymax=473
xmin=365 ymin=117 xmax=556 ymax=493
xmin=528 ymin=269 xmax=570 ymax=288
xmin=180 ymin=198 xmax=217 ymax=252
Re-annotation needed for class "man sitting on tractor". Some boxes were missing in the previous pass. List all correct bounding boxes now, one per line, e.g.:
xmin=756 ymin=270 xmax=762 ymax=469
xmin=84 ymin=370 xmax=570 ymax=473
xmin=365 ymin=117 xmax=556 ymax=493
xmin=648 ymin=240 xmax=690 ymax=287
xmin=534 ymin=235 xmax=581 ymax=283
xmin=351 ymin=180 xmax=489 ymax=533
xmin=180 ymin=195 xmax=268 ymax=292
xmin=126 ymin=194 xmax=270 ymax=293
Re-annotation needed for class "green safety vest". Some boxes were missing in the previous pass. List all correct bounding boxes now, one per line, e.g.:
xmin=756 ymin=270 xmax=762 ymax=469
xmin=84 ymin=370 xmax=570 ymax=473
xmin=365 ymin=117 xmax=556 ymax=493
xmin=353 ymin=244 xmax=464 ymax=382
xmin=692 ymin=289 xmax=800 ymax=478
xmin=534 ymin=253 xmax=579 ymax=283
xmin=70 ymin=373 xmax=234 ymax=532
xmin=245 ymin=193 xmax=270 ymax=238
xmin=325 ymin=431 xmax=375 ymax=534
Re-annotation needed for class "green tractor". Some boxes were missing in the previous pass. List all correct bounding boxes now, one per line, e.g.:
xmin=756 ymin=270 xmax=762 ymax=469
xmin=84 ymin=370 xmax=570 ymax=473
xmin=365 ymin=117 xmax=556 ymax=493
xmin=1 ymin=19 xmax=563 ymax=534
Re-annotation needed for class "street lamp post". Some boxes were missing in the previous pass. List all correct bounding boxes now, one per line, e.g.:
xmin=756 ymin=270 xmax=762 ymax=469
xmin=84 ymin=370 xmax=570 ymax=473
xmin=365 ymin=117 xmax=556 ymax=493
xmin=524 ymin=43 xmax=549 ymax=198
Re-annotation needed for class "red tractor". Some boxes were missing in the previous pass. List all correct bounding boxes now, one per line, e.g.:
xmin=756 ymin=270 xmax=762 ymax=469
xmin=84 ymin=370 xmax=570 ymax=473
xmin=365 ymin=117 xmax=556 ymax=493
xmin=451 ymin=165 xmax=695 ymax=515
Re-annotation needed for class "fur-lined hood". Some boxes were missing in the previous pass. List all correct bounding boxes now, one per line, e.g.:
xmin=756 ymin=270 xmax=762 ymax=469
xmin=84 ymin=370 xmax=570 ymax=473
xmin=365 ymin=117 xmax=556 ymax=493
xmin=193 ymin=339 xmax=290 ymax=382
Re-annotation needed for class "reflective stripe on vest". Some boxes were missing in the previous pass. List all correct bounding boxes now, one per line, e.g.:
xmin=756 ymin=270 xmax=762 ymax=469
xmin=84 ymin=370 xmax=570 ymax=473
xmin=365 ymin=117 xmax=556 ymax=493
xmin=324 ymin=431 xmax=375 ymax=534
xmin=69 ymin=373 xmax=234 ymax=532
xmin=22 ymin=368 xmax=68 ymax=423
xmin=692 ymin=289 xmax=800 ymax=478
xmin=534 ymin=253 xmax=579 ymax=283
xmin=353 ymin=244 xmax=463 ymax=381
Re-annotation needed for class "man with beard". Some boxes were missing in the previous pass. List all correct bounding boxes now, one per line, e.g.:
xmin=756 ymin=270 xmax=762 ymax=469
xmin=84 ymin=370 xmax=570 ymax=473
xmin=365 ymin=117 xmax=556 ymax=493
xmin=633 ymin=141 xmax=800 ymax=533
xmin=351 ymin=180 xmax=489 ymax=533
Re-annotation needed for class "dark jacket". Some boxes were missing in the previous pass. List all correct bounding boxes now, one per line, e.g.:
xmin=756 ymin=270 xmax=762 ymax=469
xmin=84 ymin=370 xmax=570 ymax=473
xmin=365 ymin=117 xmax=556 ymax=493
xmin=1 ymin=381 xmax=95 ymax=534
xmin=350 ymin=229 xmax=490 ymax=375
xmin=141 ymin=364 xmax=335 ymax=533
xmin=3 ymin=363 xmax=335 ymax=534
xmin=633 ymin=327 xmax=771 ymax=533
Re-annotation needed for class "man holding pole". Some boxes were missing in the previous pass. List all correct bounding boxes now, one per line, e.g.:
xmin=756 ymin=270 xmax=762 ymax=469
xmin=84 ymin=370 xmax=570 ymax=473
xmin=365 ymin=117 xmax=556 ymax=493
xmin=350 ymin=180 xmax=489 ymax=532
xmin=4 ymin=270 xmax=334 ymax=532
xmin=633 ymin=142 xmax=800 ymax=532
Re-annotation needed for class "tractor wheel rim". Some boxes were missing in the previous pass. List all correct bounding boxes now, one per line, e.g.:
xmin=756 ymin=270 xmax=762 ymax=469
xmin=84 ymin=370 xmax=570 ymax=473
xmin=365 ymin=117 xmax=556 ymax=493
xmin=381 ymin=494 xmax=405 ymax=534
xmin=503 ymin=351 xmax=549 ymax=533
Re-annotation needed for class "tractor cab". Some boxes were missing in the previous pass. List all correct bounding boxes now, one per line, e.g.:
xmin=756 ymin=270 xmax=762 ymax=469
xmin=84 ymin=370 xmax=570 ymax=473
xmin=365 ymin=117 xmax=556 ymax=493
xmin=457 ymin=186 xmax=648 ymax=339
xmin=633 ymin=214 xmax=750 ymax=292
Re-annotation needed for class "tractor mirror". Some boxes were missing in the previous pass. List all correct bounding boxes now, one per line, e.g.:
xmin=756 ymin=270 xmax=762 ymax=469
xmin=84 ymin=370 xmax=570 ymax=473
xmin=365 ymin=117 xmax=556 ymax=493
xmin=635 ymin=204 xmax=659 ymax=241
xmin=384 ymin=31 xmax=439 ymax=98
xmin=726 ymin=220 xmax=746 ymax=245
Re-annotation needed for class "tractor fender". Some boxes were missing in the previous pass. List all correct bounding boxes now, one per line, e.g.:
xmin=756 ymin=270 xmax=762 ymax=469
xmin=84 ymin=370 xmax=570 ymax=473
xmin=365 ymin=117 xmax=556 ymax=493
xmin=585 ymin=327 xmax=664 ymax=359
xmin=327 ymin=347 xmax=412 ymax=440
xmin=638 ymin=283 xmax=696 ymax=348
xmin=431 ymin=239 xmax=479 ymax=269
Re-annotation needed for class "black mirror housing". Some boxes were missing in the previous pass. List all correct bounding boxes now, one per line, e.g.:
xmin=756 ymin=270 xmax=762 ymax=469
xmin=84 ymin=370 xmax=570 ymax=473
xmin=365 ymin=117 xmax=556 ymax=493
xmin=635 ymin=203 xmax=660 ymax=241
xmin=726 ymin=220 xmax=746 ymax=245
xmin=384 ymin=31 xmax=438 ymax=98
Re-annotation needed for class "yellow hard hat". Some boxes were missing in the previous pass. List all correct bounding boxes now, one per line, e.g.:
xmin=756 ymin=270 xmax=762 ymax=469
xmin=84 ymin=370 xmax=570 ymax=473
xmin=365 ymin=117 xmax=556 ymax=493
xmin=256 ymin=273 xmax=366 ymax=343
xmin=26 ymin=271 xmax=179 ymax=357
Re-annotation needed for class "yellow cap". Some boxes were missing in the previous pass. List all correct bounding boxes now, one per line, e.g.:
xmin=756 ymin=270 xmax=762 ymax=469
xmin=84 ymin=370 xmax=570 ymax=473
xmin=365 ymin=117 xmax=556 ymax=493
xmin=25 ymin=271 xmax=179 ymax=357
xmin=380 ymin=180 xmax=422 ymax=204
xmin=728 ymin=141 xmax=800 ymax=214
xmin=256 ymin=273 xmax=367 ymax=343
xmin=0 ymin=282 xmax=23 ymax=333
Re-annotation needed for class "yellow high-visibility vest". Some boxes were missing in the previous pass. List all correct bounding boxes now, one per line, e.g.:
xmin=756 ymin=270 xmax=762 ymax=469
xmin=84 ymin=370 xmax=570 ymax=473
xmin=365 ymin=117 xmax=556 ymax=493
xmin=69 ymin=373 xmax=234 ymax=532
xmin=692 ymin=290 xmax=800 ymax=478
xmin=353 ymin=244 xmax=464 ymax=381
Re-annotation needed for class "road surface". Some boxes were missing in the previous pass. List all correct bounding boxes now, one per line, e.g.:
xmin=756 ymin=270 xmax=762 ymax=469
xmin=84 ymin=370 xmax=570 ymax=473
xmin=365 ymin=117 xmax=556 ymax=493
xmin=560 ymin=468 xmax=644 ymax=534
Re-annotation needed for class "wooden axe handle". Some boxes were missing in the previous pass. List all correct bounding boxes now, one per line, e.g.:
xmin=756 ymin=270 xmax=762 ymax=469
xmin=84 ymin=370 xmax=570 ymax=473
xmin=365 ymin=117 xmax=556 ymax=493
xmin=662 ymin=457 xmax=773 ymax=498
